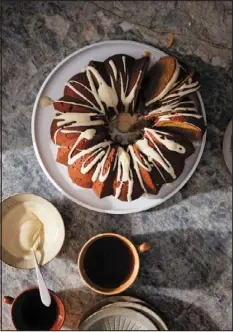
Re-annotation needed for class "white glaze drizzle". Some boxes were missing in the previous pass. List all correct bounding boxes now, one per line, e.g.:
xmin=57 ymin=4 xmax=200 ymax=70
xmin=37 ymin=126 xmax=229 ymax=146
xmin=69 ymin=129 xmax=96 ymax=160
xmin=160 ymin=98 xmax=198 ymax=112
xmin=108 ymin=75 xmax=119 ymax=114
xmin=68 ymin=140 xmax=112 ymax=166
xmin=69 ymin=80 xmax=93 ymax=94
xmin=172 ymin=107 xmax=198 ymax=112
xmin=58 ymin=100 xmax=85 ymax=106
xmin=146 ymin=59 xmax=201 ymax=109
xmin=120 ymin=71 xmax=142 ymax=112
xmin=128 ymin=143 xmax=166 ymax=186
xmin=122 ymin=56 xmax=126 ymax=73
xmin=125 ymin=74 xmax=129 ymax=94
xmin=129 ymin=147 xmax=152 ymax=172
xmin=146 ymin=59 xmax=180 ymax=106
xmin=68 ymin=129 xmax=96 ymax=161
xmin=81 ymin=148 xmax=105 ymax=174
xmin=85 ymin=66 xmax=118 ymax=112
xmin=179 ymin=100 xmax=196 ymax=105
xmin=157 ymin=79 xmax=200 ymax=111
xmin=91 ymin=145 xmax=112 ymax=182
xmin=40 ymin=96 xmax=54 ymax=107
xmin=63 ymin=55 xmax=141 ymax=116
xmin=149 ymin=159 xmax=167 ymax=182
xmin=85 ymin=69 xmax=106 ymax=114
xmin=54 ymin=128 xmax=62 ymax=144
xmin=53 ymin=110 xmax=103 ymax=146
xmin=60 ymin=129 xmax=81 ymax=134
xmin=162 ymin=79 xmax=199 ymax=102
xmin=113 ymin=154 xmax=118 ymax=171
xmin=128 ymin=145 xmax=147 ymax=192
xmin=148 ymin=129 xmax=173 ymax=136
xmin=54 ymin=111 xmax=104 ymax=128
xmin=65 ymin=82 xmax=101 ymax=112
xmin=57 ymin=99 xmax=98 ymax=111
xmin=115 ymin=147 xmax=134 ymax=201
xmin=157 ymin=112 xmax=202 ymax=121
xmin=147 ymin=101 xmax=201 ymax=120
xmin=144 ymin=128 xmax=186 ymax=154
xmin=148 ymin=104 xmax=173 ymax=116
xmin=160 ymin=98 xmax=181 ymax=109
xmin=174 ymin=100 xmax=197 ymax=112
xmin=109 ymin=60 xmax=118 ymax=80
xmin=55 ymin=127 xmax=87 ymax=145
xmin=136 ymin=138 xmax=176 ymax=179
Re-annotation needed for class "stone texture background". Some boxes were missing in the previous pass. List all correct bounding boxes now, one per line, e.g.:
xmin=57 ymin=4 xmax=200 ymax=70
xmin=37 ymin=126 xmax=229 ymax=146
xmin=1 ymin=1 xmax=232 ymax=330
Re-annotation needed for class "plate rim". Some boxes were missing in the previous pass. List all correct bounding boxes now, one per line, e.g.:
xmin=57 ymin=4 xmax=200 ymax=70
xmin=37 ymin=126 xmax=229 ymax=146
xmin=99 ymin=301 xmax=167 ymax=330
xmin=78 ymin=305 xmax=157 ymax=330
xmin=31 ymin=40 xmax=207 ymax=214
xmin=223 ymin=119 xmax=232 ymax=173
xmin=1 ymin=192 xmax=65 ymax=269
xmin=79 ymin=295 xmax=144 ymax=326
xmin=79 ymin=295 xmax=167 ymax=330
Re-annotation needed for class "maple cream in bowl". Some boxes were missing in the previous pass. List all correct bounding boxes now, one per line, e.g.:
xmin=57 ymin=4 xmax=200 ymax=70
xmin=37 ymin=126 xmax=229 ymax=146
xmin=2 ymin=193 xmax=65 ymax=269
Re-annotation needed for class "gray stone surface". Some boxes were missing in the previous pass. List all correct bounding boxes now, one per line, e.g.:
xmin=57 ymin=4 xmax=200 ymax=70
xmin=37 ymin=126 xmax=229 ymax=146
xmin=1 ymin=1 xmax=232 ymax=330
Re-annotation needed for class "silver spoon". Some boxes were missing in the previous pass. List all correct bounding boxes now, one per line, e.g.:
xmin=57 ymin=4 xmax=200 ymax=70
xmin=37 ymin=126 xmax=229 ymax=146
xmin=24 ymin=219 xmax=51 ymax=307
xmin=32 ymin=247 xmax=51 ymax=307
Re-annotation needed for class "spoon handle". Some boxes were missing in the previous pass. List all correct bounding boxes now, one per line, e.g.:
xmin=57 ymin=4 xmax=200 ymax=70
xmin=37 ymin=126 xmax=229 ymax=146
xmin=32 ymin=250 xmax=51 ymax=307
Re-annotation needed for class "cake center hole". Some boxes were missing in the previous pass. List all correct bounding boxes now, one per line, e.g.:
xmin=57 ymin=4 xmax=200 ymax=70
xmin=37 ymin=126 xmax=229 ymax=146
xmin=108 ymin=113 xmax=139 ymax=145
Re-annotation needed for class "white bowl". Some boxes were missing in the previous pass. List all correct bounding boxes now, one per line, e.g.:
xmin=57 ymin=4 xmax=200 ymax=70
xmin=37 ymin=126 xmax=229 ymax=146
xmin=2 ymin=193 xmax=65 ymax=269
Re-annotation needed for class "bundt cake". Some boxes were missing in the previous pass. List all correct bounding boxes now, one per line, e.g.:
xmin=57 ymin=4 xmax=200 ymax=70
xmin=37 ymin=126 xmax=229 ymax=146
xmin=47 ymin=54 xmax=206 ymax=202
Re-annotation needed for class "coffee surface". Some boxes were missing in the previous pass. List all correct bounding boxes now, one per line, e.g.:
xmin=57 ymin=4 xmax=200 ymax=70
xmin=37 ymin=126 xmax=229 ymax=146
xmin=12 ymin=289 xmax=58 ymax=330
xmin=83 ymin=236 xmax=134 ymax=289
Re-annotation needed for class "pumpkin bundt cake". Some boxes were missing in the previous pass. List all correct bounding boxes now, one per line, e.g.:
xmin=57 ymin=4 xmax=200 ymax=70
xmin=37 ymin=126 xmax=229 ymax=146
xmin=48 ymin=54 xmax=206 ymax=201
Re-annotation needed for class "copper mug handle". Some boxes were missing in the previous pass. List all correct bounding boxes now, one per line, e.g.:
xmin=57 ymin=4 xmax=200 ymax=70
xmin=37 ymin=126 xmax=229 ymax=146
xmin=137 ymin=242 xmax=151 ymax=254
xmin=3 ymin=296 xmax=14 ymax=305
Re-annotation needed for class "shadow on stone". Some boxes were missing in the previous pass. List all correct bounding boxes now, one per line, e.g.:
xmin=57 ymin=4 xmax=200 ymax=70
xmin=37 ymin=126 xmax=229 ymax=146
xmin=57 ymin=286 xmax=220 ymax=331
xmin=56 ymin=225 xmax=231 ymax=291
xmin=124 ymin=290 xmax=220 ymax=331
xmin=130 ymin=228 xmax=231 ymax=290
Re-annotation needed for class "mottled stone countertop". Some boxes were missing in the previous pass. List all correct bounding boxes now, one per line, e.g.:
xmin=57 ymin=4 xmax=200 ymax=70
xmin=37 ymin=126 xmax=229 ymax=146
xmin=2 ymin=1 xmax=232 ymax=331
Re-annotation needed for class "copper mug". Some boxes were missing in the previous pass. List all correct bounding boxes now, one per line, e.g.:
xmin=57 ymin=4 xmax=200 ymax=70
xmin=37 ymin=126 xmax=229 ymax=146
xmin=78 ymin=233 xmax=150 ymax=295
xmin=3 ymin=287 xmax=65 ymax=330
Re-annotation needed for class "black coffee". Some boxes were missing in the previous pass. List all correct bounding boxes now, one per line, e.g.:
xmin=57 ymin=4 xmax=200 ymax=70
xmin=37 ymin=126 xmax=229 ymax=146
xmin=83 ymin=236 xmax=134 ymax=289
xmin=12 ymin=289 xmax=58 ymax=330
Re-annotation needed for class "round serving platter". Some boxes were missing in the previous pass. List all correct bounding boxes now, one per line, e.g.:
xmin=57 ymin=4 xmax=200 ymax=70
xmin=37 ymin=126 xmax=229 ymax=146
xmin=78 ymin=306 xmax=157 ymax=331
xmin=32 ymin=40 xmax=207 ymax=214
xmin=79 ymin=296 xmax=167 ymax=330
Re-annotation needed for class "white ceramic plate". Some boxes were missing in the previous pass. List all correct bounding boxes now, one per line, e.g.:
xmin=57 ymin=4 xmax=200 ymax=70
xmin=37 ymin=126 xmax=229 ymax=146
xmin=32 ymin=40 xmax=207 ymax=214
xmin=79 ymin=296 xmax=142 ymax=326
xmin=78 ymin=306 xmax=157 ymax=330
xmin=2 ymin=193 xmax=65 ymax=269
xmin=79 ymin=296 xmax=167 ymax=330
xmin=101 ymin=302 xmax=167 ymax=330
